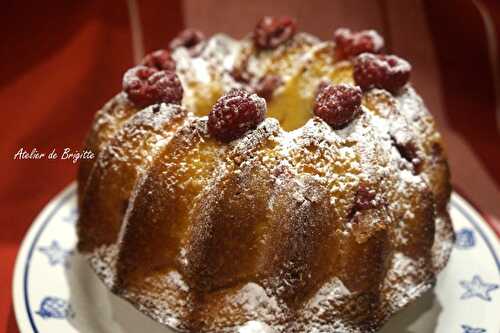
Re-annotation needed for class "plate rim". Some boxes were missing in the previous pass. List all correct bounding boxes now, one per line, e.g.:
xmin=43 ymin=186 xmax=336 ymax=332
xmin=12 ymin=182 xmax=77 ymax=333
xmin=11 ymin=183 xmax=500 ymax=333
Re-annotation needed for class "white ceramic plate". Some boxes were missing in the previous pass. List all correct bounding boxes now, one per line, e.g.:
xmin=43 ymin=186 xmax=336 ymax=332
xmin=13 ymin=183 xmax=500 ymax=333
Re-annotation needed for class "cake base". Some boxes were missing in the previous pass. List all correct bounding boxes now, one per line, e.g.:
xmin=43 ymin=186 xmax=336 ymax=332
xmin=64 ymin=251 xmax=450 ymax=333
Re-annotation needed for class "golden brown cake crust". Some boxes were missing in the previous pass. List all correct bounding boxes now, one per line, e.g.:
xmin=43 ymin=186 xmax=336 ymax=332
xmin=77 ymin=32 xmax=454 ymax=333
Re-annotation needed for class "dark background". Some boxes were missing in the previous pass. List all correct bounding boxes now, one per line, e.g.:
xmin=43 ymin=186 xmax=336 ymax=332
xmin=1 ymin=1 xmax=499 ymax=331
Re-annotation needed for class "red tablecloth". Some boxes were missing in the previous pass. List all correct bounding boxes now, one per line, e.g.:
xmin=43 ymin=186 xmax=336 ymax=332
xmin=1 ymin=1 xmax=499 ymax=332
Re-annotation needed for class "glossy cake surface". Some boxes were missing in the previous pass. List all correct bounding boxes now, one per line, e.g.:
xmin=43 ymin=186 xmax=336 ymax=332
xmin=77 ymin=21 xmax=453 ymax=333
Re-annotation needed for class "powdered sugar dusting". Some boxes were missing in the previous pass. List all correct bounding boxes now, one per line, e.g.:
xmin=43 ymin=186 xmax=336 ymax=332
xmin=79 ymin=30 xmax=453 ymax=333
xmin=239 ymin=320 xmax=276 ymax=333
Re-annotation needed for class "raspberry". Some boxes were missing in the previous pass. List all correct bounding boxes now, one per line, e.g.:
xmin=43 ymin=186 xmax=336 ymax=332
xmin=313 ymin=83 xmax=362 ymax=129
xmin=254 ymin=75 xmax=282 ymax=101
xmin=391 ymin=134 xmax=422 ymax=173
xmin=353 ymin=53 xmax=411 ymax=93
xmin=141 ymin=49 xmax=176 ymax=71
xmin=208 ymin=89 xmax=266 ymax=142
xmin=333 ymin=28 xmax=384 ymax=60
xmin=394 ymin=140 xmax=418 ymax=163
xmin=254 ymin=16 xmax=297 ymax=50
xmin=170 ymin=28 xmax=205 ymax=54
xmin=122 ymin=66 xmax=183 ymax=108
xmin=354 ymin=183 xmax=378 ymax=211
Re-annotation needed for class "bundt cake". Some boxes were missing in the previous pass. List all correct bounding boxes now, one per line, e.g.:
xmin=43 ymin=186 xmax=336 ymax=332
xmin=77 ymin=17 xmax=454 ymax=333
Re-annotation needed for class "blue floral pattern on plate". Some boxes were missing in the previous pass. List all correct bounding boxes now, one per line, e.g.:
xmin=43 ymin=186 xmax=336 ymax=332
xmin=459 ymin=275 xmax=499 ymax=302
xmin=62 ymin=207 xmax=78 ymax=224
xmin=455 ymin=228 xmax=476 ymax=249
xmin=38 ymin=240 xmax=73 ymax=268
xmin=36 ymin=297 xmax=74 ymax=319
xmin=461 ymin=325 xmax=486 ymax=333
